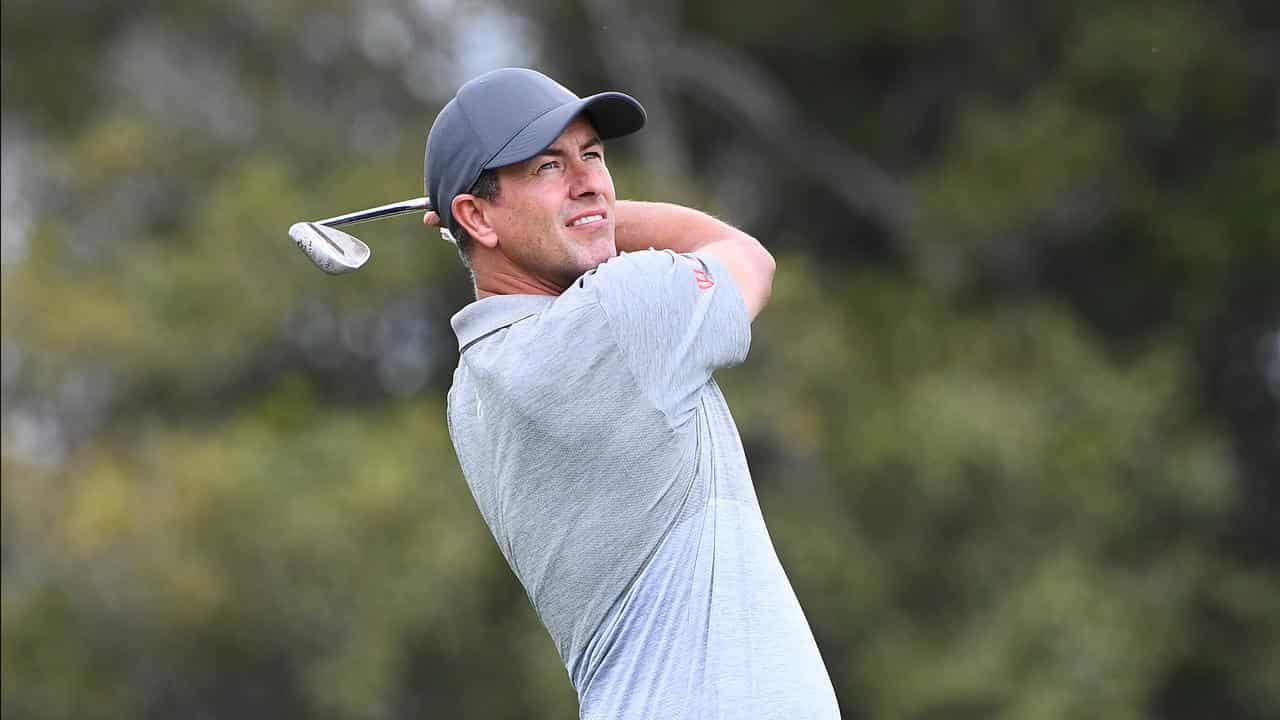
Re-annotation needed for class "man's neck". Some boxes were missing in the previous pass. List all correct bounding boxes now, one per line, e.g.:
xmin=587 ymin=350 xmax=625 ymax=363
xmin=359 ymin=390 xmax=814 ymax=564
xmin=472 ymin=266 xmax=567 ymax=299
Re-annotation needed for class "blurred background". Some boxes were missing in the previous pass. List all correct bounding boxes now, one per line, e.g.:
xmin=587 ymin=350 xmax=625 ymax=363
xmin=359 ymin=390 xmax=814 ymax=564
xmin=3 ymin=0 xmax=1278 ymax=718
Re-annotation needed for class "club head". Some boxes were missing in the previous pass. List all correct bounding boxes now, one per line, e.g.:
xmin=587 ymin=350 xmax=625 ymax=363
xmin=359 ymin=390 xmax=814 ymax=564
xmin=290 ymin=222 xmax=371 ymax=275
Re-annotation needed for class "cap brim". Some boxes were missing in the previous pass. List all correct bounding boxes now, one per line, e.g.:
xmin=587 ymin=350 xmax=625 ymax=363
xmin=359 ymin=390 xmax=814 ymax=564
xmin=485 ymin=92 xmax=646 ymax=170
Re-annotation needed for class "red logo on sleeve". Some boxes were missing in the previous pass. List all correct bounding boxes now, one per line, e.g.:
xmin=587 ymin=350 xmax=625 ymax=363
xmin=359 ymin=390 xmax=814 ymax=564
xmin=682 ymin=255 xmax=716 ymax=290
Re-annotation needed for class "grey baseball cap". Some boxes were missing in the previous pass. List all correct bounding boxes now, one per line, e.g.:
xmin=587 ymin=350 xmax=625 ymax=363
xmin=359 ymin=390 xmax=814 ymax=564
xmin=424 ymin=67 xmax=646 ymax=231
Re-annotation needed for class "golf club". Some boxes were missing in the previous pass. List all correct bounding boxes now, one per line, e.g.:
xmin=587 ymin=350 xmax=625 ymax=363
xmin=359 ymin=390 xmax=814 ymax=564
xmin=290 ymin=196 xmax=433 ymax=274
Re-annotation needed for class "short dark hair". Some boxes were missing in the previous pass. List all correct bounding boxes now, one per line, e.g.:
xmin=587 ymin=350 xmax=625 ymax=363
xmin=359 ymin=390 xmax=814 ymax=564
xmin=449 ymin=169 xmax=501 ymax=271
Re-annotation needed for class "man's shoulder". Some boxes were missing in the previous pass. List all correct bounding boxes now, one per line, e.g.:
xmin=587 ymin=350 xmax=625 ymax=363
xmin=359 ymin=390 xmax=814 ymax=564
xmin=456 ymin=295 xmax=617 ymax=388
xmin=451 ymin=295 xmax=650 ymax=439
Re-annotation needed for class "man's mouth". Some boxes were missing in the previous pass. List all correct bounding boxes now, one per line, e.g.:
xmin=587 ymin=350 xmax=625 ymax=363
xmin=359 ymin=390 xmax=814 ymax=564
xmin=567 ymin=212 xmax=607 ymax=228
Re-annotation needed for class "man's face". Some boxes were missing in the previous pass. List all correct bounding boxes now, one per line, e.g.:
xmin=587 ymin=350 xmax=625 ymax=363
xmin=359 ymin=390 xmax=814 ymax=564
xmin=486 ymin=116 xmax=617 ymax=289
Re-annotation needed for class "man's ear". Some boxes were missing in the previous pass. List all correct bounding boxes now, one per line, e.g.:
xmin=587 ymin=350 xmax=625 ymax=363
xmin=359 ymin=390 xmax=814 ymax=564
xmin=452 ymin=194 xmax=498 ymax=249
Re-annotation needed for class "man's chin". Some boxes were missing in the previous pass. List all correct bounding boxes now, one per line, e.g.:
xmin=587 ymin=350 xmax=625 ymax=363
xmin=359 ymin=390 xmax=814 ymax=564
xmin=577 ymin=238 xmax=617 ymax=269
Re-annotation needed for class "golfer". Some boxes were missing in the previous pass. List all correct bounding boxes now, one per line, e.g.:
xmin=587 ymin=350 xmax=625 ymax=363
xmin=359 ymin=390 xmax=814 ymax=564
xmin=426 ymin=68 xmax=840 ymax=718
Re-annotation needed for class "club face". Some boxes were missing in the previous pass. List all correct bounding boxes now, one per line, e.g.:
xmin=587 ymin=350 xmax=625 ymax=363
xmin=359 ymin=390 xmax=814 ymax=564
xmin=290 ymin=222 xmax=371 ymax=274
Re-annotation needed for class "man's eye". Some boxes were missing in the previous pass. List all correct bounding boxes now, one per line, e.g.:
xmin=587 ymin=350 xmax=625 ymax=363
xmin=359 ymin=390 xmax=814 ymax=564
xmin=584 ymin=151 xmax=602 ymax=161
xmin=538 ymin=161 xmax=560 ymax=172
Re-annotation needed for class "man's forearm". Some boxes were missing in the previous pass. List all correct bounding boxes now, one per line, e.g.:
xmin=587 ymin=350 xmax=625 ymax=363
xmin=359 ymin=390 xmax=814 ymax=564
xmin=614 ymin=200 xmax=754 ymax=254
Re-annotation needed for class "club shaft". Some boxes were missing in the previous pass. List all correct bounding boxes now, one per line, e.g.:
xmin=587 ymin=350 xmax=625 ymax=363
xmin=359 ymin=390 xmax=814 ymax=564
xmin=317 ymin=197 xmax=432 ymax=228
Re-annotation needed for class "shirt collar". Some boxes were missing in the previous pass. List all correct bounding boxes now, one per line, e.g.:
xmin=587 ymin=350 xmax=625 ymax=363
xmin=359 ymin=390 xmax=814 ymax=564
xmin=451 ymin=294 xmax=555 ymax=353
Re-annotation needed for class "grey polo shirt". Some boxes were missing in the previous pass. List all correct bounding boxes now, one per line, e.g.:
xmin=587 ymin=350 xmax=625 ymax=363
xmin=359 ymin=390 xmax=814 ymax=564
xmin=447 ymin=250 xmax=839 ymax=719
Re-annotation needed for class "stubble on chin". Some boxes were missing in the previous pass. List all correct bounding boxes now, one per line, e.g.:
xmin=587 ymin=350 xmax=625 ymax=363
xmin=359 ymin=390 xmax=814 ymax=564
xmin=580 ymin=240 xmax=617 ymax=277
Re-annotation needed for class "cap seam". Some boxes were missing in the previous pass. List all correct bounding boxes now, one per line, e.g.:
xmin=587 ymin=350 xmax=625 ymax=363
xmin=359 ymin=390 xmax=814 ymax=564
xmin=481 ymin=99 xmax=576 ymax=170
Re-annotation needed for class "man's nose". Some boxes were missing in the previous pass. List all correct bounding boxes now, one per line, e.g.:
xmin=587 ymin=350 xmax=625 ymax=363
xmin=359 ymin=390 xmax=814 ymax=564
xmin=568 ymin=161 xmax=604 ymax=198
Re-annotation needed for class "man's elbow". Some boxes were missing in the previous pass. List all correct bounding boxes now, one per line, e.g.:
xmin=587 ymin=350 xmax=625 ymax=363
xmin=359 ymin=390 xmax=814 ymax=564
xmin=758 ymin=245 xmax=776 ymax=286
xmin=744 ymin=237 xmax=776 ymax=317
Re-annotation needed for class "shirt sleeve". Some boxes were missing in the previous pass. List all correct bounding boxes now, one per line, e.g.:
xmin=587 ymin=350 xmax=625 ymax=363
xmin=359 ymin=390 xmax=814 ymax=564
xmin=580 ymin=249 xmax=751 ymax=422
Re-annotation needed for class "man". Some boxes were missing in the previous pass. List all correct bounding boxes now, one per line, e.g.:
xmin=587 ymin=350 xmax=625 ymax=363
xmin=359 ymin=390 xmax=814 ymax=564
xmin=426 ymin=67 xmax=839 ymax=718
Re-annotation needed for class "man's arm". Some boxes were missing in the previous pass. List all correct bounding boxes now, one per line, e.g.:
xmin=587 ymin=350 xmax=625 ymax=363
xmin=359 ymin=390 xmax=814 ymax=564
xmin=614 ymin=201 xmax=775 ymax=320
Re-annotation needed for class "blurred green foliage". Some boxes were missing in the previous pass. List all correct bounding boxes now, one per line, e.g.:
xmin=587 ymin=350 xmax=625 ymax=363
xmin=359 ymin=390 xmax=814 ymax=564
xmin=2 ymin=0 xmax=1276 ymax=718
